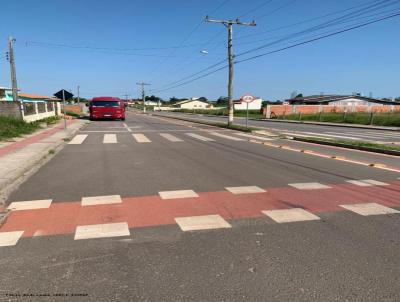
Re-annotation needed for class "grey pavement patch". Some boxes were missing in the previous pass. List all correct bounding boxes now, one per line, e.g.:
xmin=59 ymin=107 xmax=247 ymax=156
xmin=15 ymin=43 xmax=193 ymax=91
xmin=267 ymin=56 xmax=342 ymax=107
xmin=340 ymin=203 xmax=400 ymax=216
xmin=175 ymin=215 xmax=231 ymax=231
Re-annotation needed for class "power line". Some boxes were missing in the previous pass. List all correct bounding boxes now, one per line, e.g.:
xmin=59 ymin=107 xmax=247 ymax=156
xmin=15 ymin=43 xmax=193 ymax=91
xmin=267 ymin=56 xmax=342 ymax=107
xmin=152 ymin=11 xmax=400 ymax=93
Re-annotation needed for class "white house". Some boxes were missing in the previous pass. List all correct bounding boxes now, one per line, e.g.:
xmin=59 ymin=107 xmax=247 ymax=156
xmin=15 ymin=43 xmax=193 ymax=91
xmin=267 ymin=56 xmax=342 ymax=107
xmin=175 ymin=100 xmax=213 ymax=110
xmin=145 ymin=100 xmax=159 ymax=106
xmin=234 ymin=98 xmax=262 ymax=110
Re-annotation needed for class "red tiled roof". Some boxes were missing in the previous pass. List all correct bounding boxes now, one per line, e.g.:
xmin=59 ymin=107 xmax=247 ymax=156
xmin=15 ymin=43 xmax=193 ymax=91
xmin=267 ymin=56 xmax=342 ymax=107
xmin=19 ymin=93 xmax=60 ymax=101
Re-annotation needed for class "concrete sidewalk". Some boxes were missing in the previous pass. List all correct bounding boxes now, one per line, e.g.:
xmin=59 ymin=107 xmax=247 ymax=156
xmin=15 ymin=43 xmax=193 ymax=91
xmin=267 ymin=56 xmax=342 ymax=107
xmin=0 ymin=119 xmax=87 ymax=206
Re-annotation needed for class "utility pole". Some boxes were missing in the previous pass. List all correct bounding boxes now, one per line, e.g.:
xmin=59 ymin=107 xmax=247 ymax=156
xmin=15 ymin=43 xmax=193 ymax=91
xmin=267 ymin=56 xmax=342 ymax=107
xmin=136 ymin=82 xmax=151 ymax=113
xmin=77 ymin=85 xmax=80 ymax=104
xmin=7 ymin=36 xmax=18 ymax=102
xmin=205 ymin=16 xmax=256 ymax=125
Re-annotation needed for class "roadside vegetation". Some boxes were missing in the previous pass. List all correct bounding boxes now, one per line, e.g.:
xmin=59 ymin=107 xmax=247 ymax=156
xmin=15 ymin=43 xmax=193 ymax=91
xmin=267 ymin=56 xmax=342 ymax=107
xmin=275 ymin=112 xmax=400 ymax=127
xmin=0 ymin=116 xmax=60 ymax=141
xmin=298 ymin=136 xmax=400 ymax=153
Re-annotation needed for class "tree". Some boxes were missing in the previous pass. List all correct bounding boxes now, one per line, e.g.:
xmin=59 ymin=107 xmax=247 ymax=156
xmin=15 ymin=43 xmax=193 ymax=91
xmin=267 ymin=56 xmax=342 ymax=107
xmin=198 ymin=96 xmax=208 ymax=102
xmin=216 ymin=96 xmax=228 ymax=106
xmin=145 ymin=95 xmax=163 ymax=103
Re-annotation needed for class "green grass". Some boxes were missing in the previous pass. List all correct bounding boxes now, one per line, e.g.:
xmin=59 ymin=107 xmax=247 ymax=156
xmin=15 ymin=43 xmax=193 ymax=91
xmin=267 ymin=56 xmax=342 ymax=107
xmin=277 ymin=112 xmax=400 ymax=127
xmin=0 ymin=116 xmax=40 ymax=141
xmin=301 ymin=136 xmax=400 ymax=152
xmin=0 ymin=116 xmax=61 ymax=141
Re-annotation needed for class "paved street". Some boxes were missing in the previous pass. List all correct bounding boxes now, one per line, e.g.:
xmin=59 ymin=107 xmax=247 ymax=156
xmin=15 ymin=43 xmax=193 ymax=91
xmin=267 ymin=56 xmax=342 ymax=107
xmin=157 ymin=111 xmax=400 ymax=144
xmin=1 ymin=111 xmax=400 ymax=301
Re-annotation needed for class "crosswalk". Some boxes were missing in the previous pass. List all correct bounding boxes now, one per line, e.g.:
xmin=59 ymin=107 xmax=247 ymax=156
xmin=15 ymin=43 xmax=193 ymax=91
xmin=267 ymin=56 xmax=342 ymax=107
xmin=68 ymin=131 xmax=253 ymax=145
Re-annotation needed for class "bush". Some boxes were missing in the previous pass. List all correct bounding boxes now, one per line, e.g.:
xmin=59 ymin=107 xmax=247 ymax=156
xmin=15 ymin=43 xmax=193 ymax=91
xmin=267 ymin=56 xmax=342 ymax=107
xmin=0 ymin=116 xmax=40 ymax=141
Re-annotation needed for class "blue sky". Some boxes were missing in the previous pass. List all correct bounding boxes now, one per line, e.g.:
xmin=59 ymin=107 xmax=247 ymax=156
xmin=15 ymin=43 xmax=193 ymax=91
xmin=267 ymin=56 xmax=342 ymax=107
xmin=0 ymin=0 xmax=399 ymax=101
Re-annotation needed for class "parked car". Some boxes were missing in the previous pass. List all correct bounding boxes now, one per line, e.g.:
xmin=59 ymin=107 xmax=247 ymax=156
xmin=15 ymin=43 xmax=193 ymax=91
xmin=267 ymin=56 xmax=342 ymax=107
xmin=88 ymin=97 xmax=126 ymax=121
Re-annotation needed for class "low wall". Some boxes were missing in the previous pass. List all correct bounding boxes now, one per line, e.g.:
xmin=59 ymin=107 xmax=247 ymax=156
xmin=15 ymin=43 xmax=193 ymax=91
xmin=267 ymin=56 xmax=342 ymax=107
xmin=0 ymin=101 xmax=23 ymax=119
xmin=263 ymin=105 xmax=400 ymax=118
xmin=22 ymin=101 xmax=58 ymax=122
xmin=62 ymin=104 xmax=83 ymax=114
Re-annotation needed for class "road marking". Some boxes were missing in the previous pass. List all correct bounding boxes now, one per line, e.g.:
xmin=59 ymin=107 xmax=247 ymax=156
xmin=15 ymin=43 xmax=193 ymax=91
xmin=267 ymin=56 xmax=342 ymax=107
xmin=346 ymin=180 xmax=373 ymax=187
xmin=185 ymin=133 xmax=215 ymax=142
xmin=262 ymin=208 xmax=320 ymax=223
xmin=81 ymin=195 xmax=122 ymax=206
xmin=74 ymin=222 xmax=130 ymax=240
xmin=362 ymin=179 xmax=389 ymax=186
xmin=282 ymin=132 xmax=359 ymax=140
xmin=159 ymin=133 xmax=183 ymax=142
xmin=159 ymin=190 xmax=199 ymax=200
xmin=0 ymin=231 xmax=24 ymax=247
xmin=225 ymin=186 xmax=266 ymax=194
xmin=235 ymin=133 xmax=275 ymax=141
xmin=68 ymin=134 xmax=88 ymax=145
xmin=123 ymin=123 xmax=132 ymax=132
xmin=208 ymin=132 xmax=244 ymax=141
xmin=288 ymin=182 xmax=331 ymax=190
xmin=175 ymin=215 xmax=231 ymax=231
xmin=103 ymin=134 xmax=117 ymax=144
xmin=7 ymin=199 xmax=52 ymax=211
xmin=340 ymin=203 xmax=400 ymax=216
xmin=132 ymin=133 xmax=151 ymax=143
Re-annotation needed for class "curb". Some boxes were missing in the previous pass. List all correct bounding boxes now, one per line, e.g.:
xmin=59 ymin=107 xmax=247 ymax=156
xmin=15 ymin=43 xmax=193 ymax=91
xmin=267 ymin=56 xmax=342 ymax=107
xmin=291 ymin=137 xmax=400 ymax=156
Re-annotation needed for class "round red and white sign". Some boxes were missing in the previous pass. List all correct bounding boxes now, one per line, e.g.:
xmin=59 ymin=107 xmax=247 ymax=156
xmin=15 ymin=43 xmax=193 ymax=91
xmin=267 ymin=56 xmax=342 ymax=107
xmin=240 ymin=94 xmax=256 ymax=103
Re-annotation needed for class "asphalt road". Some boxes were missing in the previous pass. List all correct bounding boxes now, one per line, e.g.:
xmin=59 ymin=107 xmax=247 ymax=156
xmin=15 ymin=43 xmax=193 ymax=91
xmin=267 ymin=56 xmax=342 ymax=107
xmin=156 ymin=111 xmax=400 ymax=144
xmin=1 ymin=112 xmax=400 ymax=301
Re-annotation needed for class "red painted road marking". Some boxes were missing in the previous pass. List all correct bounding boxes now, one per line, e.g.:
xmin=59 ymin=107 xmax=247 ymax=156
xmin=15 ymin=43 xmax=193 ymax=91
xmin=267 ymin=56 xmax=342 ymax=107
xmin=1 ymin=181 xmax=400 ymax=239
xmin=0 ymin=120 xmax=76 ymax=158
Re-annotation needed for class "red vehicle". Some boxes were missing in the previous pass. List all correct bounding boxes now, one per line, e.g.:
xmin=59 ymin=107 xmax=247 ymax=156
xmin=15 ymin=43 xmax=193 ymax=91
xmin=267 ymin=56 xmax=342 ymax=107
xmin=88 ymin=97 xmax=126 ymax=121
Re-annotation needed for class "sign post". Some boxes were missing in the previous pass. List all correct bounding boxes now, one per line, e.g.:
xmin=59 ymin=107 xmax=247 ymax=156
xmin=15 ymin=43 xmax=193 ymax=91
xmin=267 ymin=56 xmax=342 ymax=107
xmin=240 ymin=94 xmax=256 ymax=129
xmin=54 ymin=89 xmax=74 ymax=130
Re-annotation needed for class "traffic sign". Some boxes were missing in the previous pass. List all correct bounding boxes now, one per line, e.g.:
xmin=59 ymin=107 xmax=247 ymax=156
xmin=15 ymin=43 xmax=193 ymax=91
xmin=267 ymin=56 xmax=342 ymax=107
xmin=241 ymin=94 xmax=256 ymax=103
xmin=54 ymin=89 xmax=73 ymax=100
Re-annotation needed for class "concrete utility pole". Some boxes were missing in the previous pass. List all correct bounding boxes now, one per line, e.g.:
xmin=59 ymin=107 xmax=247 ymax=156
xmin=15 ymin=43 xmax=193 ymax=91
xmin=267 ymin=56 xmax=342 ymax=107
xmin=8 ymin=36 xmax=18 ymax=102
xmin=205 ymin=16 xmax=256 ymax=125
xmin=77 ymin=85 xmax=80 ymax=104
xmin=136 ymin=82 xmax=151 ymax=113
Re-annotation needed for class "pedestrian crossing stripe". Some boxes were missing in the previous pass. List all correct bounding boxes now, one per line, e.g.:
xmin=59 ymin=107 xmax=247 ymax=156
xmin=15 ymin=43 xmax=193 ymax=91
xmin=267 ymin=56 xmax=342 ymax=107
xmin=159 ymin=133 xmax=183 ymax=142
xmin=132 ymin=133 xmax=151 ymax=143
xmin=185 ymin=133 xmax=215 ymax=142
xmin=208 ymin=132 xmax=244 ymax=141
xmin=103 ymin=134 xmax=117 ymax=144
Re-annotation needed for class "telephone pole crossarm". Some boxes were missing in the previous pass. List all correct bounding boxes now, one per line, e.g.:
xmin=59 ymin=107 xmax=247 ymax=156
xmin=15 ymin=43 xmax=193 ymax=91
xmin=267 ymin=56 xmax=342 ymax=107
xmin=136 ymin=82 xmax=151 ymax=113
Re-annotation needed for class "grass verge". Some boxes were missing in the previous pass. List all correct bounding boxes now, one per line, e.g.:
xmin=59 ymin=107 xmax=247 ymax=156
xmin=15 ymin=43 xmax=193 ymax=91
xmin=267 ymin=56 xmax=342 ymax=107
xmin=0 ymin=116 xmax=61 ymax=141
xmin=293 ymin=136 xmax=400 ymax=155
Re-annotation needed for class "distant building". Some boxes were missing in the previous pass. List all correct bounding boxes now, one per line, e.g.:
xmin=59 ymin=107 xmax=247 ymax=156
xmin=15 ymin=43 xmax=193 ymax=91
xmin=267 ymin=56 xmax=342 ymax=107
xmin=234 ymin=98 xmax=263 ymax=110
xmin=144 ymin=100 xmax=159 ymax=106
xmin=0 ymin=87 xmax=13 ymax=101
xmin=287 ymin=95 xmax=399 ymax=106
xmin=174 ymin=99 xmax=213 ymax=109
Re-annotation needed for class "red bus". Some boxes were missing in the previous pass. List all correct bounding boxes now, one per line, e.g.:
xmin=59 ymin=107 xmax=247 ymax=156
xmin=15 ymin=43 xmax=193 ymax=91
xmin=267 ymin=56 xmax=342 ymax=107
xmin=88 ymin=97 xmax=126 ymax=121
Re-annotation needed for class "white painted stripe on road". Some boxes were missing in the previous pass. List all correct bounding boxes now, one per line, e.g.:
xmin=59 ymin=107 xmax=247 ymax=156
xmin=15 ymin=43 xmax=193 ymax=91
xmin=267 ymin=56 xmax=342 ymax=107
xmin=81 ymin=195 xmax=122 ymax=206
xmin=208 ymin=132 xmax=245 ymax=141
xmin=159 ymin=133 xmax=183 ymax=142
xmin=123 ymin=123 xmax=132 ymax=132
xmin=175 ymin=215 xmax=231 ymax=231
xmin=103 ymin=134 xmax=117 ymax=144
xmin=235 ymin=133 xmax=275 ymax=141
xmin=132 ymin=133 xmax=151 ymax=143
xmin=340 ymin=203 xmax=400 ymax=216
xmin=74 ymin=222 xmax=130 ymax=240
xmin=225 ymin=186 xmax=266 ymax=194
xmin=185 ymin=133 xmax=215 ymax=142
xmin=0 ymin=231 xmax=24 ymax=247
xmin=282 ymin=132 xmax=360 ymax=140
xmin=159 ymin=190 xmax=199 ymax=200
xmin=346 ymin=180 xmax=373 ymax=187
xmin=262 ymin=208 xmax=320 ymax=223
xmin=68 ymin=134 xmax=88 ymax=145
xmin=7 ymin=199 xmax=52 ymax=211
xmin=362 ymin=179 xmax=389 ymax=186
xmin=288 ymin=182 xmax=331 ymax=190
